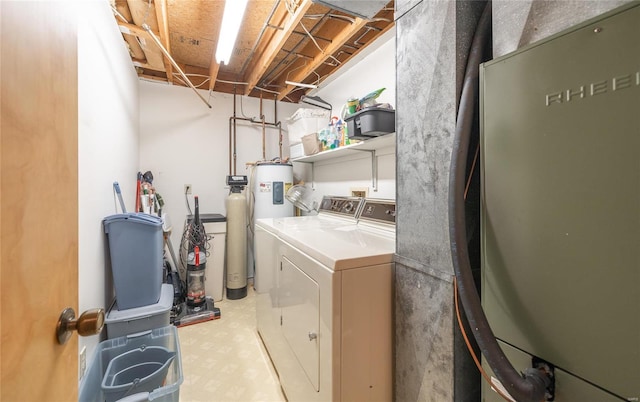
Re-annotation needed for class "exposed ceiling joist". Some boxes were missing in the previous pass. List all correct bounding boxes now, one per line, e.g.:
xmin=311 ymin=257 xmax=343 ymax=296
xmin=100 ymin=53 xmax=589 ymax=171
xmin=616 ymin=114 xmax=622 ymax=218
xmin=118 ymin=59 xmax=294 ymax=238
xmin=154 ymin=0 xmax=173 ymax=83
xmin=110 ymin=0 xmax=395 ymax=104
xmin=277 ymin=15 xmax=368 ymax=100
xmin=118 ymin=21 xmax=165 ymax=71
xmin=243 ymin=0 xmax=313 ymax=95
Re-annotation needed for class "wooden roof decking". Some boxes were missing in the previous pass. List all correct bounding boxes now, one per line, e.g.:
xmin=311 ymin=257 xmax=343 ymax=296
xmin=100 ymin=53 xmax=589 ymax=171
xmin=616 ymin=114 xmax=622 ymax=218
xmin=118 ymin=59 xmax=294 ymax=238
xmin=111 ymin=0 xmax=394 ymax=103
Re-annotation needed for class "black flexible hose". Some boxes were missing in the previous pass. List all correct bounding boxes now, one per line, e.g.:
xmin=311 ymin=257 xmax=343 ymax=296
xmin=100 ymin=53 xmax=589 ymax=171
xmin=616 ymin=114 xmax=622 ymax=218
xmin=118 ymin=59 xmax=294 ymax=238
xmin=448 ymin=2 xmax=550 ymax=401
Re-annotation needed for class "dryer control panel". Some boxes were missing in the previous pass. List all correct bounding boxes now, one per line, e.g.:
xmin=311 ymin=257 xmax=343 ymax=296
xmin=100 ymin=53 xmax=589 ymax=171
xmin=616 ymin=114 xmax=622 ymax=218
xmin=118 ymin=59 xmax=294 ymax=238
xmin=358 ymin=199 xmax=396 ymax=226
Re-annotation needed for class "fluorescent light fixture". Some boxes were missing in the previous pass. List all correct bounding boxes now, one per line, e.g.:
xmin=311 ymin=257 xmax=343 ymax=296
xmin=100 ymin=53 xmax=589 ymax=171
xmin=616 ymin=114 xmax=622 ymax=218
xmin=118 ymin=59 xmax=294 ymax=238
xmin=215 ymin=0 xmax=249 ymax=65
xmin=300 ymin=95 xmax=332 ymax=113
xmin=311 ymin=0 xmax=388 ymax=19
xmin=285 ymin=80 xmax=318 ymax=89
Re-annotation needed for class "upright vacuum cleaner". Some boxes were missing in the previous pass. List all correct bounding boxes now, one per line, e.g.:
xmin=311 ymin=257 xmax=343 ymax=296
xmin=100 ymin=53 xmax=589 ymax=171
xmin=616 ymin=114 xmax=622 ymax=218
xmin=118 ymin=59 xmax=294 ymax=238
xmin=173 ymin=196 xmax=221 ymax=327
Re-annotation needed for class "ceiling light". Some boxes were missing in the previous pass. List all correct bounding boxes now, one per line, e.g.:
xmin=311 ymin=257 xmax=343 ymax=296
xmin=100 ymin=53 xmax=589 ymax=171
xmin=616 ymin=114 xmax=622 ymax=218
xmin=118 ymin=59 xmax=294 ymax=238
xmin=300 ymin=95 xmax=332 ymax=112
xmin=285 ymin=80 xmax=318 ymax=89
xmin=311 ymin=0 xmax=388 ymax=19
xmin=215 ymin=0 xmax=248 ymax=65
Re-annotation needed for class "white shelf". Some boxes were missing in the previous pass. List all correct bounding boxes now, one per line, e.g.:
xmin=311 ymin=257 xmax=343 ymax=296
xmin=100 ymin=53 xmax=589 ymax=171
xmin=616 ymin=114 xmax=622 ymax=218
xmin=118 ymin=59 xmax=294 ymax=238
xmin=291 ymin=132 xmax=395 ymax=163
xmin=290 ymin=133 xmax=395 ymax=192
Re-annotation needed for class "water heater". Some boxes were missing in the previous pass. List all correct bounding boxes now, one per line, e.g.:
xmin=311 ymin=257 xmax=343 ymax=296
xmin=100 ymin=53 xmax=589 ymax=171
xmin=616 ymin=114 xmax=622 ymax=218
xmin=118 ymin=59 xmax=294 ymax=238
xmin=480 ymin=4 xmax=638 ymax=400
xmin=248 ymin=162 xmax=294 ymax=282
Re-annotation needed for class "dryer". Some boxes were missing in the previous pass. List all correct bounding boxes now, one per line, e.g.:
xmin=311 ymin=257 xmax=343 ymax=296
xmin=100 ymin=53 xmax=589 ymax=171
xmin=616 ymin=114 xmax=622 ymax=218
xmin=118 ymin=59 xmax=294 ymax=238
xmin=254 ymin=197 xmax=395 ymax=402
xmin=253 ymin=195 xmax=363 ymax=293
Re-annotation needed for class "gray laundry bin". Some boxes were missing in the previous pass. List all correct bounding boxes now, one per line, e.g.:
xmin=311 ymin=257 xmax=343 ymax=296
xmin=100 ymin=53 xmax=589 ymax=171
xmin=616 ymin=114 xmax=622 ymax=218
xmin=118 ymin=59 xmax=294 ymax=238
xmin=101 ymin=346 xmax=176 ymax=402
xmin=103 ymin=213 xmax=164 ymax=310
xmin=79 ymin=326 xmax=182 ymax=402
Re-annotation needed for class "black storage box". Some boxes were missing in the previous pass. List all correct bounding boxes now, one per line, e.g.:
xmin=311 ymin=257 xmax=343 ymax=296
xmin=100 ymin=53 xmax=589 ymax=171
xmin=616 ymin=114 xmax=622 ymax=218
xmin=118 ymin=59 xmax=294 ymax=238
xmin=345 ymin=107 xmax=395 ymax=140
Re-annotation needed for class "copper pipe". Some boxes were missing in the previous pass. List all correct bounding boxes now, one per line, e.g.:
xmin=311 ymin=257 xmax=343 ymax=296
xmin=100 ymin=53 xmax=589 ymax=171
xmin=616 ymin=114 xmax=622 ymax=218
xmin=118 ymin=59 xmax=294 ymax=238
xmin=233 ymin=87 xmax=238 ymax=175
xmin=275 ymin=95 xmax=282 ymax=160
xmin=260 ymin=92 xmax=266 ymax=160
xmin=228 ymin=117 xmax=232 ymax=176
xmin=228 ymin=92 xmax=285 ymax=169
xmin=278 ymin=122 xmax=283 ymax=160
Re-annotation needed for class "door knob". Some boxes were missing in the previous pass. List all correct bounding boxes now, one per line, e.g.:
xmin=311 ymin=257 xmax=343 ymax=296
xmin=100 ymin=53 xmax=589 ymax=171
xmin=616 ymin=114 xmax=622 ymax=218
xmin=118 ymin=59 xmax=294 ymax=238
xmin=56 ymin=307 xmax=105 ymax=345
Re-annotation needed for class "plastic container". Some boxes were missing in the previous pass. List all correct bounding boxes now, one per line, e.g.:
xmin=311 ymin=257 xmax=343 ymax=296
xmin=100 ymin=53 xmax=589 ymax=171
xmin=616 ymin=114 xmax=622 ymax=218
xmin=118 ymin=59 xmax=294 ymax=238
xmin=345 ymin=107 xmax=395 ymax=140
xmin=290 ymin=143 xmax=305 ymax=159
xmin=79 ymin=326 xmax=183 ymax=402
xmin=103 ymin=213 xmax=164 ymax=310
xmin=101 ymin=346 xmax=176 ymax=402
xmin=286 ymin=108 xmax=330 ymax=144
xmin=105 ymin=284 xmax=174 ymax=339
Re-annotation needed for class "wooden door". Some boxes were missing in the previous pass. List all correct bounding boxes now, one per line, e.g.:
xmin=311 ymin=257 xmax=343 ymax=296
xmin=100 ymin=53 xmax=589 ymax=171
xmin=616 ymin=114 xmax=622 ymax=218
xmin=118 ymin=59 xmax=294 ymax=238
xmin=1 ymin=2 xmax=79 ymax=401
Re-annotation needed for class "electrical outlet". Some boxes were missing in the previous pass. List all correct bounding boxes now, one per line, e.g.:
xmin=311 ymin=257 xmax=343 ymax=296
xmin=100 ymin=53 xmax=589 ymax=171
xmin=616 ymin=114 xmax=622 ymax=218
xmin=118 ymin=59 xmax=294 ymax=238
xmin=79 ymin=346 xmax=87 ymax=380
xmin=350 ymin=187 xmax=368 ymax=198
xmin=185 ymin=184 xmax=192 ymax=194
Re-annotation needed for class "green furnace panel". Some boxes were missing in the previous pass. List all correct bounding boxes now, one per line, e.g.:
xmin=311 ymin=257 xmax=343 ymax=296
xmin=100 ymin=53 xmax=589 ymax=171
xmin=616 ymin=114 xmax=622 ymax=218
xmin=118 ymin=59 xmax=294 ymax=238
xmin=481 ymin=4 xmax=639 ymax=400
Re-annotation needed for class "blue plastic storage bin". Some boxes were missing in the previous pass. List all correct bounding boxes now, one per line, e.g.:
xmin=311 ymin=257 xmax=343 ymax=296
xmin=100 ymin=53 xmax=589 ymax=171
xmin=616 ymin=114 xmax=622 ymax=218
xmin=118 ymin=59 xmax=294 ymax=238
xmin=103 ymin=213 xmax=164 ymax=310
xmin=105 ymin=284 xmax=174 ymax=339
xmin=79 ymin=326 xmax=183 ymax=402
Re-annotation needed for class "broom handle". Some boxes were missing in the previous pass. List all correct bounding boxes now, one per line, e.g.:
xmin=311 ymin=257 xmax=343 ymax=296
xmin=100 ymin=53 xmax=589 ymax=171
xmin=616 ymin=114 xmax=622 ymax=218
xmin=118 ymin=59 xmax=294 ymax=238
xmin=135 ymin=172 xmax=142 ymax=212
xmin=113 ymin=182 xmax=127 ymax=213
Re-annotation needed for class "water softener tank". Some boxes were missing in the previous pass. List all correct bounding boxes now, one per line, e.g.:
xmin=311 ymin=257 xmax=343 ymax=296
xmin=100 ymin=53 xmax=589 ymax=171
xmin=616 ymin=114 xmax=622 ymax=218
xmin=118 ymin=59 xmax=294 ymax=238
xmin=225 ymin=176 xmax=248 ymax=300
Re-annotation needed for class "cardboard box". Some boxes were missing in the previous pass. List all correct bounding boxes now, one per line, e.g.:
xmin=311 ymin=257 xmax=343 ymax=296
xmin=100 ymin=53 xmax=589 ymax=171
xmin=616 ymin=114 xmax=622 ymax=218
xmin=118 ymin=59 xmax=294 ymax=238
xmin=302 ymin=133 xmax=321 ymax=156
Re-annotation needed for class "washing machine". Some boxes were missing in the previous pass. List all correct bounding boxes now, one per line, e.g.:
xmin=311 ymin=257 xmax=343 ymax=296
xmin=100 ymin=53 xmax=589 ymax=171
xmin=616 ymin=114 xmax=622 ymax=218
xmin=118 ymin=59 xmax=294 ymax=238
xmin=254 ymin=197 xmax=395 ymax=402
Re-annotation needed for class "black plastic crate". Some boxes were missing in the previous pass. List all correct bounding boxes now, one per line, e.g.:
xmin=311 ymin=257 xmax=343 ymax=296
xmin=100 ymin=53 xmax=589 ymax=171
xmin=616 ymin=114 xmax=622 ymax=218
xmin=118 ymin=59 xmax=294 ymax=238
xmin=345 ymin=107 xmax=395 ymax=140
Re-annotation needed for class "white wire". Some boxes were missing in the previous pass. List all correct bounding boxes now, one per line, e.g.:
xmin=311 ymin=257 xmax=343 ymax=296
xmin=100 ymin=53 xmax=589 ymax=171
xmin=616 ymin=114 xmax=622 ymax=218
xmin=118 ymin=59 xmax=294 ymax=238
xmin=299 ymin=21 xmax=324 ymax=54
xmin=254 ymin=86 xmax=281 ymax=95
xmin=216 ymin=79 xmax=249 ymax=85
xmin=172 ymin=74 xmax=210 ymax=89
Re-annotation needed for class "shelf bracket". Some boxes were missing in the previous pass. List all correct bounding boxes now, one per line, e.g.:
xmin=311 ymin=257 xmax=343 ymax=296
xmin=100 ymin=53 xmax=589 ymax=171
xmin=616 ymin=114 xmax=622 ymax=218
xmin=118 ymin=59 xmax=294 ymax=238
xmin=295 ymin=160 xmax=316 ymax=190
xmin=352 ymin=149 xmax=378 ymax=192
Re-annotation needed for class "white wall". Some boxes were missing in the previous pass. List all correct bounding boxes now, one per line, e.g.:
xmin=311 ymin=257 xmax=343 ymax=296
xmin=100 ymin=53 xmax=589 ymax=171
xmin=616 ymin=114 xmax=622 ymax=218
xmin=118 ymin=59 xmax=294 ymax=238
xmin=78 ymin=0 xmax=140 ymax=364
xmin=293 ymin=28 xmax=396 ymax=204
xmin=310 ymin=27 xmax=396 ymax=115
xmin=75 ymin=0 xmax=394 ymax=381
xmin=138 ymin=26 xmax=396 ymax=277
xmin=138 ymin=84 xmax=300 ymax=257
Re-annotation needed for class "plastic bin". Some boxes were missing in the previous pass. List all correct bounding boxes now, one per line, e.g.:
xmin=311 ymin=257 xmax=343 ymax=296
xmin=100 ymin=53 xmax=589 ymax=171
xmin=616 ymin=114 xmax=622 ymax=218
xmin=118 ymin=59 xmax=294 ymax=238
xmin=79 ymin=326 xmax=183 ymax=402
xmin=286 ymin=108 xmax=330 ymax=144
xmin=105 ymin=284 xmax=174 ymax=339
xmin=103 ymin=213 xmax=164 ymax=310
xmin=290 ymin=143 xmax=305 ymax=159
xmin=345 ymin=107 xmax=395 ymax=140
xmin=101 ymin=346 xmax=176 ymax=402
